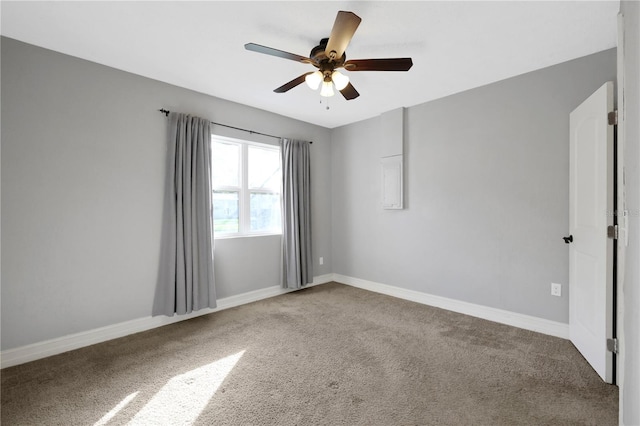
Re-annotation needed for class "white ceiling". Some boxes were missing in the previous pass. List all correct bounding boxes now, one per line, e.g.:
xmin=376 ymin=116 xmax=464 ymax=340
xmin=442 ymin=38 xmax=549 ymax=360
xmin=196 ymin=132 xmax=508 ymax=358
xmin=1 ymin=1 xmax=619 ymax=129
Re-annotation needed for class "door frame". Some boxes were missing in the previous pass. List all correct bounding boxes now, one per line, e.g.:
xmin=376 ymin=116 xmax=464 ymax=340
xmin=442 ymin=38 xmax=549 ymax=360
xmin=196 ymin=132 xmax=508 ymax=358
xmin=615 ymin=10 xmax=626 ymax=416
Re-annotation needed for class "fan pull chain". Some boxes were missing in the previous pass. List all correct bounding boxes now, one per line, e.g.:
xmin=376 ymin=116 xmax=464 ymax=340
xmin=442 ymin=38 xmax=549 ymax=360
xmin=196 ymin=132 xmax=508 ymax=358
xmin=320 ymin=96 xmax=330 ymax=110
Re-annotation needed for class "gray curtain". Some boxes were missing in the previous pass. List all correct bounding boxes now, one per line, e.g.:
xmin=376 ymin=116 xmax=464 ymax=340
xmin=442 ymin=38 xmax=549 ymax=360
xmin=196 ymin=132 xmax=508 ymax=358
xmin=281 ymin=138 xmax=313 ymax=289
xmin=153 ymin=112 xmax=216 ymax=316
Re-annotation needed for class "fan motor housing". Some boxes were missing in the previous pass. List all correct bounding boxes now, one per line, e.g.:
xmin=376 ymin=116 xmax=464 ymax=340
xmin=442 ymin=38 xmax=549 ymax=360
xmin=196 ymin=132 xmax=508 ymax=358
xmin=310 ymin=38 xmax=346 ymax=70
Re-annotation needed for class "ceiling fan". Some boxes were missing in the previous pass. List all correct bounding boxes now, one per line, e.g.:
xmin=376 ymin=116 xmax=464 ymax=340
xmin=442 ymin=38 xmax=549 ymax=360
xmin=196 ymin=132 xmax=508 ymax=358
xmin=245 ymin=11 xmax=413 ymax=100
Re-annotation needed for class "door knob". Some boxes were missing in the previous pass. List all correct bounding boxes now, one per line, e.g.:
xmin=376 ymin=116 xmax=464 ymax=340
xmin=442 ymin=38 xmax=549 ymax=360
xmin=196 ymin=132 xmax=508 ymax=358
xmin=563 ymin=235 xmax=573 ymax=244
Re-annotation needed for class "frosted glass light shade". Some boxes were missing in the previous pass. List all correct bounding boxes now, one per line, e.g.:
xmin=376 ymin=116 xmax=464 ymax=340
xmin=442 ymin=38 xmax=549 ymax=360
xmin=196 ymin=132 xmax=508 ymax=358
xmin=331 ymin=71 xmax=349 ymax=90
xmin=305 ymin=71 xmax=323 ymax=90
xmin=320 ymin=81 xmax=335 ymax=97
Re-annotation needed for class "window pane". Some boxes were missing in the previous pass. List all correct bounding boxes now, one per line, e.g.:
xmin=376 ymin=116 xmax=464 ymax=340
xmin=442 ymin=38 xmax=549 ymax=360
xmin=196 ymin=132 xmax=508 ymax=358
xmin=212 ymin=141 xmax=240 ymax=187
xmin=250 ymin=192 xmax=281 ymax=232
xmin=213 ymin=191 xmax=239 ymax=233
xmin=248 ymin=146 xmax=281 ymax=190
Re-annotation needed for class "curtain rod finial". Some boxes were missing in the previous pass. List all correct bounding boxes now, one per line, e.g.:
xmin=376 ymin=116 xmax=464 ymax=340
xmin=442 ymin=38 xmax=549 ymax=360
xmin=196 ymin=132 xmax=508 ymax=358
xmin=159 ymin=108 xmax=170 ymax=117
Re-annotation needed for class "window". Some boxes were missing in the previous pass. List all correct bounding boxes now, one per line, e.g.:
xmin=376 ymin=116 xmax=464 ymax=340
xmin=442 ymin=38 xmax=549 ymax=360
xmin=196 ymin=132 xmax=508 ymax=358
xmin=211 ymin=135 xmax=281 ymax=237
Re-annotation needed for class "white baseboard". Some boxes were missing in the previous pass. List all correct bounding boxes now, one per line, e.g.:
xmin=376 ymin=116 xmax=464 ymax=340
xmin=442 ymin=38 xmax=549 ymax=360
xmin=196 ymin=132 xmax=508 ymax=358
xmin=1 ymin=273 xmax=567 ymax=368
xmin=333 ymin=274 xmax=570 ymax=339
xmin=0 ymin=274 xmax=333 ymax=369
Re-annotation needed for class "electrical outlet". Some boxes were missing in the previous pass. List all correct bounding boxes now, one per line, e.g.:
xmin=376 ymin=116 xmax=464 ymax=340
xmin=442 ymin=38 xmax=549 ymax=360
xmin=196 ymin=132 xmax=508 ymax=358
xmin=551 ymin=283 xmax=562 ymax=297
xmin=319 ymin=257 xmax=324 ymax=265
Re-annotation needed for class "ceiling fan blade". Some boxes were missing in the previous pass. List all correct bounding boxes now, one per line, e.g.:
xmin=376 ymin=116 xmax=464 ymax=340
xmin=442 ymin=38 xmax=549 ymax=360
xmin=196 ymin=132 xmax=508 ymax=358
xmin=325 ymin=11 xmax=361 ymax=60
xmin=344 ymin=58 xmax=413 ymax=72
xmin=245 ymin=43 xmax=311 ymax=63
xmin=274 ymin=73 xmax=314 ymax=93
xmin=339 ymin=82 xmax=360 ymax=100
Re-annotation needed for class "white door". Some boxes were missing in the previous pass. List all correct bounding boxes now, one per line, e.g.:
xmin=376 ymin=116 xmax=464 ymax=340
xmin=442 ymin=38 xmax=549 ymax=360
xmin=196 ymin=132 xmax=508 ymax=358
xmin=569 ymin=81 xmax=614 ymax=383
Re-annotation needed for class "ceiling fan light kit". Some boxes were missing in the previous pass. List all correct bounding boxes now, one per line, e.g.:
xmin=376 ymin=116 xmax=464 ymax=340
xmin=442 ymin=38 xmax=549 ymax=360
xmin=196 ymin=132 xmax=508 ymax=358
xmin=305 ymin=70 xmax=349 ymax=97
xmin=305 ymin=71 xmax=323 ymax=90
xmin=245 ymin=10 xmax=413 ymax=101
xmin=320 ymin=81 xmax=335 ymax=97
xmin=331 ymin=71 xmax=349 ymax=91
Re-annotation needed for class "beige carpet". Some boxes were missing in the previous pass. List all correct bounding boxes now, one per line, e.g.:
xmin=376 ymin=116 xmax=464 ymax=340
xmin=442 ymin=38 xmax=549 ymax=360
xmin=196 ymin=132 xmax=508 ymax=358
xmin=1 ymin=282 xmax=617 ymax=425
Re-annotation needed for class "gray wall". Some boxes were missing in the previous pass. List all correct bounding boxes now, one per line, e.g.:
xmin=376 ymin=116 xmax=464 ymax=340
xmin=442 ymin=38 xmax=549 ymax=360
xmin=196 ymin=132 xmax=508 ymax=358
xmin=1 ymin=37 xmax=332 ymax=350
xmin=621 ymin=2 xmax=640 ymax=424
xmin=332 ymin=49 xmax=616 ymax=324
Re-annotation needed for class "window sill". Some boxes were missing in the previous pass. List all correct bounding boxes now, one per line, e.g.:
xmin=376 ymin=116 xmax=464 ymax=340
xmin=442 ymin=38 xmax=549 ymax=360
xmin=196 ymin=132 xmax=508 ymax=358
xmin=214 ymin=232 xmax=282 ymax=240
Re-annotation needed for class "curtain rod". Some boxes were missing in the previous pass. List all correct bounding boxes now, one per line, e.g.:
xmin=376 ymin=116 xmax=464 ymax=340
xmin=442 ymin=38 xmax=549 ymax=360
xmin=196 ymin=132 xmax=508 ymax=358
xmin=158 ymin=109 xmax=312 ymax=144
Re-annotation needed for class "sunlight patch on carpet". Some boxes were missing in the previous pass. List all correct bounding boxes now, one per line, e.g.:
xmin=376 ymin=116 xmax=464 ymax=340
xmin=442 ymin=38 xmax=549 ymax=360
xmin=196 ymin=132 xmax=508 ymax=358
xmin=93 ymin=391 xmax=139 ymax=426
xmin=128 ymin=351 xmax=245 ymax=425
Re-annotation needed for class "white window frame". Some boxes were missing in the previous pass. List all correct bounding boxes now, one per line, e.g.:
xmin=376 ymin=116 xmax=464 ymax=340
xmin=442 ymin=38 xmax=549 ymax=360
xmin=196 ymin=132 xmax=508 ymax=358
xmin=211 ymin=134 xmax=282 ymax=238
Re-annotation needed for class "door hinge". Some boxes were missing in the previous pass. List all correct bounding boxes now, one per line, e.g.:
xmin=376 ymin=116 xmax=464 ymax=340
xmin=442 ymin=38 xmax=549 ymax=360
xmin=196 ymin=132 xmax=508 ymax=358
xmin=607 ymin=225 xmax=619 ymax=239
xmin=608 ymin=110 xmax=618 ymax=126
xmin=607 ymin=338 xmax=618 ymax=354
